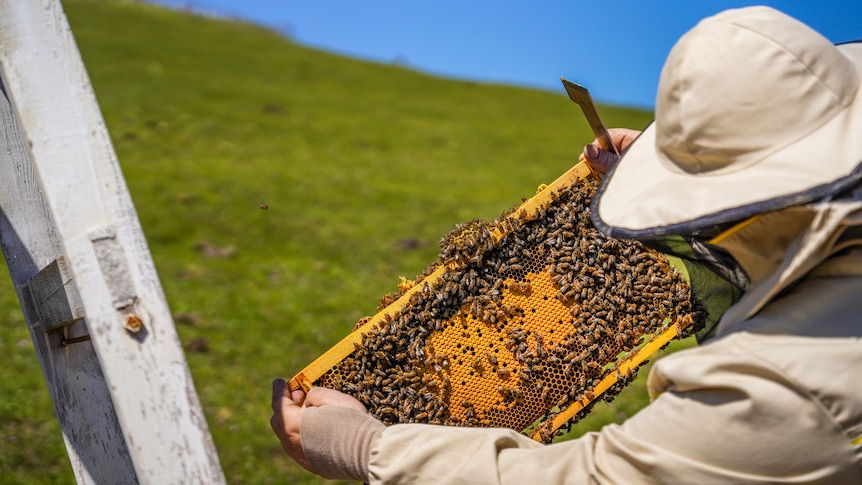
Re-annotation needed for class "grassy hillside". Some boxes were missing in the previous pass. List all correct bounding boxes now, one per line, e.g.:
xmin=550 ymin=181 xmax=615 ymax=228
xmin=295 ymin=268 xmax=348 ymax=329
xmin=0 ymin=0 xmax=669 ymax=483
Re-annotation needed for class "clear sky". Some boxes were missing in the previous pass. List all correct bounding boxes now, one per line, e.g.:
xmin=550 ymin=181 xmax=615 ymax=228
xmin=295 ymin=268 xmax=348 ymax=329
xmin=146 ymin=1 xmax=861 ymax=110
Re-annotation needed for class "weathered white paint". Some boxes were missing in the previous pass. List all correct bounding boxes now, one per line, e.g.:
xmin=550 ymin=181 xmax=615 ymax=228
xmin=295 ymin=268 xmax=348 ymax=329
xmin=0 ymin=68 xmax=137 ymax=484
xmin=0 ymin=1 xmax=225 ymax=483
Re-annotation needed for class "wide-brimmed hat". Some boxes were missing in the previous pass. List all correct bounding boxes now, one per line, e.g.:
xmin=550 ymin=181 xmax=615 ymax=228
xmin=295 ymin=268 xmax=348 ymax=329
xmin=591 ymin=6 xmax=862 ymax=239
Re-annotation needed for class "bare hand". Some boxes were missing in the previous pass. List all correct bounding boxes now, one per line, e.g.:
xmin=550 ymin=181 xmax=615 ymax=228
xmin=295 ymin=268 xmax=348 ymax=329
xmin=270 ymin=379 xmax=368 ymax=473
xmin=581 ymin=128 xmax=642 ymax=173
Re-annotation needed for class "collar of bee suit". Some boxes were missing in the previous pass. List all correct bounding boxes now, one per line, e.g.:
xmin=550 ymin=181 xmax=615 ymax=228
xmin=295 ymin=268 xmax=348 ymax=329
xmin=713 ymin=199 xmax=862 ymax=332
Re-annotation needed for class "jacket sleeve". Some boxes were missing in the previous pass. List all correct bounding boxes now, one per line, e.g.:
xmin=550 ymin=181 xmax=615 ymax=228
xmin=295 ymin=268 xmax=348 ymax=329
xmin=367 ymin=332 xmax=860 ymax=484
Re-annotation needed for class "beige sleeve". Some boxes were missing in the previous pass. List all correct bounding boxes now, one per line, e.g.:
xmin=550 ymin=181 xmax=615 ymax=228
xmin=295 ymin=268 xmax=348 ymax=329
xmin=367 ymin=333 xmax=861 ymax=484
xmin=301 ymin=405 xmax=385 ymax=482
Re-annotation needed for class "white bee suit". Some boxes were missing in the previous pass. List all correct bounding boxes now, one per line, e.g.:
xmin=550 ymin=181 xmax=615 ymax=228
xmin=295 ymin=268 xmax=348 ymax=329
xmin=294 ymin=7 xmax=862 ymax=484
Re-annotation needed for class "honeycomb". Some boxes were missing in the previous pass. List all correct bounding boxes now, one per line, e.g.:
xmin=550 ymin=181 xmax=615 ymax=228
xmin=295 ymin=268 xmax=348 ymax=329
xmin=291 ymin=164 xmax=701 ymax=442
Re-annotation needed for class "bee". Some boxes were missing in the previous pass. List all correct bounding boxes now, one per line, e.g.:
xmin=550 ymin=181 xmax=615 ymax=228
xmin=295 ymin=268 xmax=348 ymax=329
xmin=597 ymin=348 xmax=608 ymax=361
xmin=496 ymin=368 xmax=512 ymax=379
xmin=487 ymin=353 xmax=498 ymax=367
xmin=539 ymin=426 xmax=554 ymax=443
xmin=512 ymin=389 xmax=524 ymax=403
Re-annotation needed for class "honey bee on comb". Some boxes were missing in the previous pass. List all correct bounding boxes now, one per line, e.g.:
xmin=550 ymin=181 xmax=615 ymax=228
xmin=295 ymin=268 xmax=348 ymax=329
xmin=293 ymin=162 xmax=704 ymax=443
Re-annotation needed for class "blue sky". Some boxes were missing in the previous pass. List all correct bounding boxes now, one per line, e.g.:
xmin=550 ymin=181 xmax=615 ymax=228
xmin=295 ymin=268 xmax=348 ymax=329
xmin=147 ymin=1 xmax=861 ymax=110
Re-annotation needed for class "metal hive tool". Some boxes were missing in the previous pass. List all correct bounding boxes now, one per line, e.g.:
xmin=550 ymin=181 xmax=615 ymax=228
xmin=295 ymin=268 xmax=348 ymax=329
xmin=289 ymin=84 xmax=702 ymax=442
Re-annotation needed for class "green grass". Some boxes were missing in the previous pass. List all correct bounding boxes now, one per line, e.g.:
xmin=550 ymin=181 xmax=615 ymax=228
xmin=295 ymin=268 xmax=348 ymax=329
xmin=0 ymin=0 xmax=667 ymax=483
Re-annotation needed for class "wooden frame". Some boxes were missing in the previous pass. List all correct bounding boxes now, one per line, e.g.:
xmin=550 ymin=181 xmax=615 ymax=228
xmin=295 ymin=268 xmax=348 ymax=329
xmin=0 ymin=1 xmax=225 ymax=482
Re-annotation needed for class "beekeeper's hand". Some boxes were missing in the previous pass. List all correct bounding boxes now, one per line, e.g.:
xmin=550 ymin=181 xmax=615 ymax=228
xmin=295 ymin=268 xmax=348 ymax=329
xmin=581 ymin=128 xmax=642 ymax=173
xmin=271 ymin=379 xmax=384 ymax=481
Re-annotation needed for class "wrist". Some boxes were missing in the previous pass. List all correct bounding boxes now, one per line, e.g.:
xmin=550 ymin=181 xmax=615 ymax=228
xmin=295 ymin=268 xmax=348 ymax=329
xmin=301 ymin=405 xmax=386 ymax=481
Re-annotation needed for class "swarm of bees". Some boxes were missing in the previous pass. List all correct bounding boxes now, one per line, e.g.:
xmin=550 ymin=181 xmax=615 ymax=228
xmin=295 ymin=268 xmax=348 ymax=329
xmin=314 ymin=177 xmax=702 ymax=443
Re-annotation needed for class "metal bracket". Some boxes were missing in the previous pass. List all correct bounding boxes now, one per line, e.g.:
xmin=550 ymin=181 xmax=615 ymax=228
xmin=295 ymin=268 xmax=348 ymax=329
xmin=88 ymin=225 xmax=145 ymax=334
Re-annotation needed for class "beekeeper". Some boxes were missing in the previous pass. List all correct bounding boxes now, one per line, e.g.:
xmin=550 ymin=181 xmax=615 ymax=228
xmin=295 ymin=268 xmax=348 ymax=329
xmin=271 ymin=6 xmax=862 ymax=483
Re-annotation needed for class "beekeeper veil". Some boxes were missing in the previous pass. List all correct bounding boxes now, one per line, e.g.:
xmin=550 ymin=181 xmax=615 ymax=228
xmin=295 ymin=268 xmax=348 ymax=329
xmin=590 ymin=6 xmax=862 ymax=340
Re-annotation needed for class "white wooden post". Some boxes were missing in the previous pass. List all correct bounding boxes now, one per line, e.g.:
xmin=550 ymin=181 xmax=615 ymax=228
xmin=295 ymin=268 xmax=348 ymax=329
xmin=0 ymin=1 xmax=226 ymax=483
